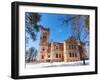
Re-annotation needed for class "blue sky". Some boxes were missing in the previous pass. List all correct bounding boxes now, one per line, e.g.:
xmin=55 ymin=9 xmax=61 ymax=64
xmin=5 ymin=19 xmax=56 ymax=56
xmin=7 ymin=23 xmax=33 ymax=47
xmin=26 ymin=13 xmax=72 ymax=50
xmin=26 ymin=13 xmax=89 ymax=50
xmin=39 ymin=13 xmax=72 ymax=42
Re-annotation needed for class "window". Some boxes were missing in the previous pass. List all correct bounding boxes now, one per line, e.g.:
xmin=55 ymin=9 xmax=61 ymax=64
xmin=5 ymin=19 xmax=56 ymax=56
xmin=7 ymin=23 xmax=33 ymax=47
xmin=72 ymin=45 xmax=74 ymax=49
xmin=74 ymin=45 xmax=76 ymax=49
xmin=43 ymin=36 xmax=46 ymax=39
xmin=56 ymin=46 xmax=58 ymax=49
xmin=41 ymin=55 xmax=44 ymax=59
xmin=69 ymin=52 xmax=71 ymax=57
xmin=69 ymin=52 xmax=77 ymax=57
xmin=56 ymin=54 xmax=58 ymax=58
xmin=48 ymin=55 xmax=50 ymax=58
xmin=42 ymin=48 xmax=45 ymax=51
xmin=69 ymin=45 xmax=76 ymax=49
xmin=55 ymin=45 xmax=58 ymax=49
xmin=59 ymin=54 xmax=61 ymax=58
xmin=72 ymin=45 xmax=76 ymax=49
xmin=75 ymin=52 xmax=77 ymax=57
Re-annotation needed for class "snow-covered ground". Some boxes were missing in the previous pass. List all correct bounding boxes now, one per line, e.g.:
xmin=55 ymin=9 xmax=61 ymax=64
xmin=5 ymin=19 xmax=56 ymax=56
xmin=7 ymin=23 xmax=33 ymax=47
xmin=25 ymin=60 xmax=89 ymax=69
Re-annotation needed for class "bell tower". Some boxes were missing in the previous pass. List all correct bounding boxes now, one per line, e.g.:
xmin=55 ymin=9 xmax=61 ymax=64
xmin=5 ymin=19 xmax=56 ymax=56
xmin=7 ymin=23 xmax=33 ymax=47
xmin=39 ymin=27 xmax=49 ymax=62
xmin=40 ymin=27 xmax=49 ymax=45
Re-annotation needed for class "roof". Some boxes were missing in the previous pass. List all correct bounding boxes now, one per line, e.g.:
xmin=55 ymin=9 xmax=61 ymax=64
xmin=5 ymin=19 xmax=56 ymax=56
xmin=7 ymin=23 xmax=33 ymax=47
xmin=40 ymin=26 xmax=49 ymax=31
xmin=65 ymin=36 xmax=78 ymax=44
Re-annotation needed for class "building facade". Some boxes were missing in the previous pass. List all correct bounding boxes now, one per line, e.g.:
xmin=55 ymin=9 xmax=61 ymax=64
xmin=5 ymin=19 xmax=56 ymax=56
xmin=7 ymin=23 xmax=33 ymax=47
xmin=38 ymin=27 xmax=85 ymax=62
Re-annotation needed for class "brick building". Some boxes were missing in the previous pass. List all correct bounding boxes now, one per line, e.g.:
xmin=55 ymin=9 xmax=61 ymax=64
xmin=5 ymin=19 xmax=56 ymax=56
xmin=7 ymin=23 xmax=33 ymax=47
xmin=38 ymin=27 xmax=85 ymax=62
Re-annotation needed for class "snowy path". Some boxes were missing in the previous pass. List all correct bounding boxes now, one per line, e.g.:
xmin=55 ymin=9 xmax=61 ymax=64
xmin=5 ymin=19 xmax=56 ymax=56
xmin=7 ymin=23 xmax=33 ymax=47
xmin=26 ymin=61 xmax=89 ymax=69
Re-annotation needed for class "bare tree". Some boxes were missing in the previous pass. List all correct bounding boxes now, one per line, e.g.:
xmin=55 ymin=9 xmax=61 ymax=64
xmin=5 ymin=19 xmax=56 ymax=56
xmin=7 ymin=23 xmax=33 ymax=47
xmin=61 ymin=15 xmax=89 ymax=65
xmin=25 ymin=13 xmax=41 ymax=45
xmin=25 ymin=47 xmax=38 ymax=63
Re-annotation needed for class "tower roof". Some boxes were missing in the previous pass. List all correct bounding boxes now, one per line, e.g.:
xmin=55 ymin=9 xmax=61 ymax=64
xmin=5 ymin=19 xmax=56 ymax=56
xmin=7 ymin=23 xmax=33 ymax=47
xmin=40 ymin=26 xmax=49 ymax=31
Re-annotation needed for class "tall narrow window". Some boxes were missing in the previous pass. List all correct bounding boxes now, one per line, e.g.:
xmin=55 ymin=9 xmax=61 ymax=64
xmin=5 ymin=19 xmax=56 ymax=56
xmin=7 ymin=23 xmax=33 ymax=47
xmin=75 ymin=52 xmax=77 ymax=57
xmin=59 ymin=54 xmax=61 ymax=58
xmin=42 ymin=48 xmax=45 ymax=51
xmin=41 ymin=55 xmax=44 ymax=59
xmin=69 ymin=52 xmax=71 ymax=57
xmin=73 ymin=45 xmax=76 ymax=49
xmin=48 ymin=55 xmax=50 ymax=58
xmin=56 ymin=54 xmax=58 ymax=58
